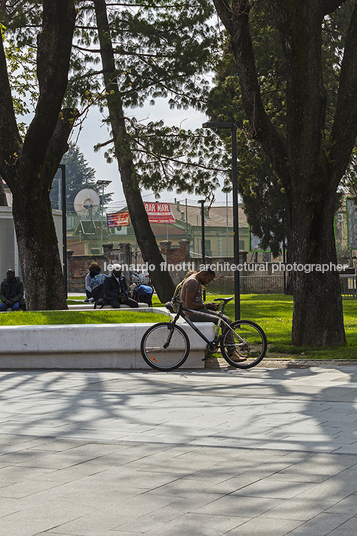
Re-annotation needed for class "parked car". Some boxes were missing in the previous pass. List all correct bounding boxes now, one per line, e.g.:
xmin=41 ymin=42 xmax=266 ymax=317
xmin=130 ymin=270 xmax=150 ymax=285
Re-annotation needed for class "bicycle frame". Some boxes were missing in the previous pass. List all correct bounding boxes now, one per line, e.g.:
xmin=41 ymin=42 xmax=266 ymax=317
xmin=169 ymin=300 xmax=241 ymax=351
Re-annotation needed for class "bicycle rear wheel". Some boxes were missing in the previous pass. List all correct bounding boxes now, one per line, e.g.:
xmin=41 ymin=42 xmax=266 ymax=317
xmin=141 ymin=322 xmax=190 ymax=371
xmin=221 ymin=320 xmax=267 ymax=369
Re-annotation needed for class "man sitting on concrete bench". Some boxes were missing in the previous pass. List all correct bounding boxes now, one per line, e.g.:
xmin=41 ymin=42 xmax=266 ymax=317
xmin=0 ymin=269 xmax=24 ymax=312
xmin=103 ymin=264 xmax=138 ymax=309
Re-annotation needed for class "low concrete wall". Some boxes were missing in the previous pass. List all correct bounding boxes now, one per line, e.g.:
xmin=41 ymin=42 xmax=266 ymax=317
xmin=0 ymin=322 xmax=215 ymax=369
xmin=67 ymin=303 xmax=151 ymax=311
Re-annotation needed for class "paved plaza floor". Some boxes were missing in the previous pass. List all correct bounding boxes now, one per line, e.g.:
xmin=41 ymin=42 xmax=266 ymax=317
xmin=1 ymin=365 xmax=357 ymax=535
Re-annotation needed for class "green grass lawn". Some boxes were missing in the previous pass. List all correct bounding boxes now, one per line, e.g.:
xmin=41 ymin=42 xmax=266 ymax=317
xmin=0 ymin=310 xmax=168 ymax=326
xmin=217 ymin=293 xmax=357 ymax=360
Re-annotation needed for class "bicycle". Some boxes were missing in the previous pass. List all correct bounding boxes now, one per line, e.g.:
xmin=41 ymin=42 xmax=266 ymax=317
xmin=140 ymin=297 xmax=267 ymax=371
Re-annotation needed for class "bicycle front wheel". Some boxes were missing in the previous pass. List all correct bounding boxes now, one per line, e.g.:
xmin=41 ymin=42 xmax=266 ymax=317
xmin=221 ymin=320 xmax=267 ymax=369
xmin=141 ymin=322 xmax=190 ymax=371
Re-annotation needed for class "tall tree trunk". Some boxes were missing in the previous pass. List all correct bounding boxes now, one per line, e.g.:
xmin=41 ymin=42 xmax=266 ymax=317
xmin=290 ymin=180 xmax=345 ymax=346
xmin=0 ymin=0 xmax=76 ymax=310
xmin=93 ymin=0 xmax=175 ymax=302
xmin=274 ymin=0 xmax=346 ymax=346
xmin=12 ymin=109 xmax=77 ymax=310
xmin=12 ymin=187 xmax=66 ymax=310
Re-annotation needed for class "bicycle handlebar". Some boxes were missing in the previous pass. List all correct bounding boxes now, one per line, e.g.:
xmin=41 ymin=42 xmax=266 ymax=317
xmin=167 ymin=296 xmax=233 ymax=317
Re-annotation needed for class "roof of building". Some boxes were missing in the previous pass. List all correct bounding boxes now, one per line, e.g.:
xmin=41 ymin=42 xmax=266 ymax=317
xmin=170 ymin=203 xmax=248 ymax=228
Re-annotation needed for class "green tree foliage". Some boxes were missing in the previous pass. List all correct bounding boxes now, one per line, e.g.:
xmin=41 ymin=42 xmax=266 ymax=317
xmin=207 ymin=0 xmax=356 ymax=256
xmin=2 ymin=1 xmax=225 ymax=199
xmin=0 ymin=0 xmax=41 ymax=120
xmin=99 ymin=120 xmax=228 ymax=198
xmin=68 ymin=0 xmax=227 ymax=198
xmin=72 ymin=0 xmax=216 ymax=110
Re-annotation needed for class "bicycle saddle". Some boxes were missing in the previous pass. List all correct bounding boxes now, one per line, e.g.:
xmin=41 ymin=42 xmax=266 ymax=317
xmin=214 ymin=297 xmax=234 ymax=303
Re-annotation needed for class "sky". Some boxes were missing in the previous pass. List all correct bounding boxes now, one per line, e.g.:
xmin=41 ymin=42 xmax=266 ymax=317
xmin=73 ymin=98 xmax=233 ymax=214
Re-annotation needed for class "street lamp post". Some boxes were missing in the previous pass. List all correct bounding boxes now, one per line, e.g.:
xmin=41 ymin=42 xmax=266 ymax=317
xmin=96 ymin=179 xmax=112 ymax=214
xmin=202 ymin=122 xmax=240 ymax=320
xmin=58 ymin=164 xmax=67 ymax=297
xmin=96 ymin=179 xmax=112 ymax=253
xmin=198 ymin=199 xmax=206 ymax=301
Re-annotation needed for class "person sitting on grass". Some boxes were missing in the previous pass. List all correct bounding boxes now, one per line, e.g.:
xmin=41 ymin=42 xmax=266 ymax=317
xmin=180 ymin=268 xmax=246 ymax=362
xmin=0 ymin=269 xmax=24 ymax=312
xmin=84 ymin=262 xmax=101 ymax=302
xmin=90 ymin=268 xmax=106 ymax=291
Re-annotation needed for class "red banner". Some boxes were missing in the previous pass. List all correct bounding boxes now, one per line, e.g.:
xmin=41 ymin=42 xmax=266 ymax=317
xmin=107 ymin=203 xmax=175 ymax=227
xmin=144 ymin=202 xmax=176 ymax=223
xmin=107 ymin=211 xmax=130 ymax=227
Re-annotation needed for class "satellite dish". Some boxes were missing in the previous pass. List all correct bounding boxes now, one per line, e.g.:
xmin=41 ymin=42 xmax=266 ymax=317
xmin=74 ymin=188 xmax=100 ymax=214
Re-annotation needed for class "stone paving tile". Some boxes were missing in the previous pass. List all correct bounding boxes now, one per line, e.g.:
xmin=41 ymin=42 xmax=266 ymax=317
xmin=291 ymin=474 xmax=357 ymax=502
xmin=309 ymin=452 xmax=357 ymax=469
xmin=149 ymin=475 xmax=232 ymax=498
xmin=0 ymin=508 xmax=86 ymax=536
xmin=194 ymin=494 xmax=282 ymax=517
xmin=186 ymin=469 xmax=290 ymax=497
xmin=0 ymin=499 xmax=21 ymax=519
xmin=327 ymin=515 xmax=357 ymax=535
xmin=231 ymin=477 xmax=314 ymax=499
xmin=12 ymin=483 xmax=141 ymax=515
xmin=267 ymin=462 xmax=348 ymax=483
xmin=324 ymin=493 xmax=357 ymax=515
xmin=262 ymin=498 xmax=338 ymax=521
xmin=0 ymin=476 xmax=75 ymax=500
xmin=0 ymin=462 xmax=55 ymax=482
xmin=286 ymin=512 xmax=356 ymax=535
xmin=221 ymin=516 xmax=304 ymax=535
xmin=33 ymin=533 xmax=126 ymax=536
xmin=51 ymin=494 xmax=197 ymax=535
xmin=140 ymin=512 xmax=249 ymax=536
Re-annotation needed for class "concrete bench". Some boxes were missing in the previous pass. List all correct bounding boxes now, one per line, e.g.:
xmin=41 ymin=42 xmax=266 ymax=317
xmin=0 ymin=322 xmax=215 ymax=369
xmin=1 ymin=303 xmax=151 ymax=312
xmin=67 ymin=303 xmax=149 ymax=311
xmin=66 ymin=306 xmax=170 ymax=317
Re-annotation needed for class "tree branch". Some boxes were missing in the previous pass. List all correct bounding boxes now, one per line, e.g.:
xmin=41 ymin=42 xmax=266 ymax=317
xmin=20 ymin=0 xmax=76 ymax=177
xmin=0 ymin=32 xmax=22 ymax=188
xmin=39 ymin=108 xmax=79 ymax=188
xmin=94 ymin=138 xmax=115 ymax=150
xmin=330 ymin=2 xmax=357 ymax=183
xmin=73 ymin=43 xmax=177 ymax=59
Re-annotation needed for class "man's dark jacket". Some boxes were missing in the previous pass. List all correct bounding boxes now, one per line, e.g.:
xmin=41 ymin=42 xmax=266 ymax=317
xmin=103 ymin=273 xmax=129 ymax=300
xmin=0 ymin=276 xmax=24 ymax=304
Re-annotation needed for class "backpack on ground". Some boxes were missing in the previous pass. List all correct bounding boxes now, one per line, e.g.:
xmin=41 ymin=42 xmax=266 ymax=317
xmin=91 ymin=282 xmax=104 ymax=300
xmin=133 ymin=284 xmax=153 ymax=306
xmin=91 ymin=283 xmax=108 ymax=309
